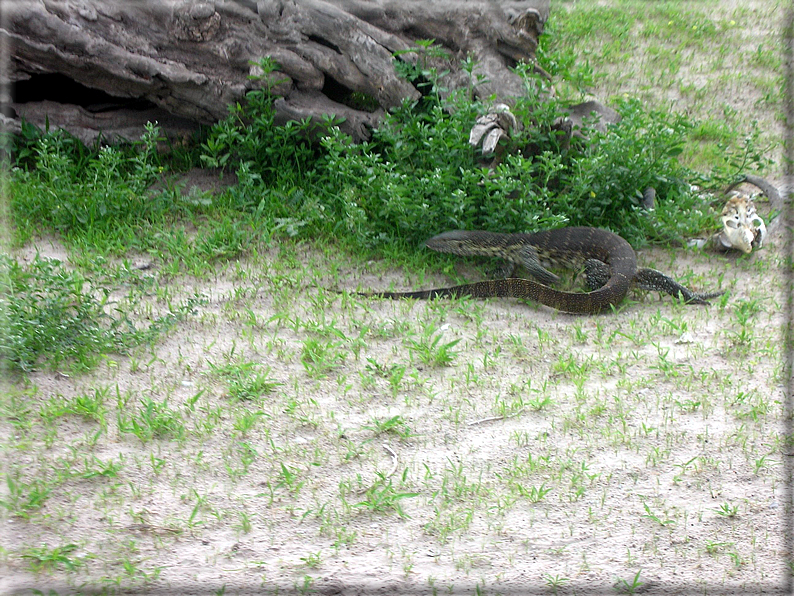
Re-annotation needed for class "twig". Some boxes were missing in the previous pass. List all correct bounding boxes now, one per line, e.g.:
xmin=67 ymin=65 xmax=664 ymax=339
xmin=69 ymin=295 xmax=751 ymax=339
xmin=468 ymin=408 xmax=526 ymax=426
xmin=357 ymin=443 xmax=399 ymax=494
xmin=382 ymin=442 xmax=398 ymax=479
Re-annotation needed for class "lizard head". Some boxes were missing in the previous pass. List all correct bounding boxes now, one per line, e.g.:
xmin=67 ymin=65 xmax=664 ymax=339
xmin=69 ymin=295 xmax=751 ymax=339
xmin=425 ymin=230 xmax=477 ymax=254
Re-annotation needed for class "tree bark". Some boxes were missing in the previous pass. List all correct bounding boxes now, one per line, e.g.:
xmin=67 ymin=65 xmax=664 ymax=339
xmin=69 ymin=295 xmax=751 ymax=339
xmin=3 ymin=0 xmax=549 ymax=144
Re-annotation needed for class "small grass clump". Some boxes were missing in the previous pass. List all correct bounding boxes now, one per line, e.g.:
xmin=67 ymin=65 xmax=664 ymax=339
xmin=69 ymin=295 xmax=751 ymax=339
xmin=207 ymin=361 xmax=282 ymax=401
xmin=0 ymin=255 xmax=132 ymax=372
xmin=117 ymin=397 xmax=185 ymax=443
xmin=20 ymin=542 xmax=91 ymax=574
xmin=0 ymin=254 xmax=200 ymax=373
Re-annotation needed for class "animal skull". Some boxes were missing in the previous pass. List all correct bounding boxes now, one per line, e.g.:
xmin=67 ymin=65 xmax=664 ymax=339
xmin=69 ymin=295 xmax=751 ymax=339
xmin=717 ymin=193 xmax=766 ymax=254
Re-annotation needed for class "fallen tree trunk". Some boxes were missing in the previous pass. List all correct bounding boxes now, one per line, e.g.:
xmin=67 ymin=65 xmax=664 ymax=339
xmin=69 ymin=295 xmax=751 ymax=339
xmin=4 ymin=0 xmax=549 ymax=144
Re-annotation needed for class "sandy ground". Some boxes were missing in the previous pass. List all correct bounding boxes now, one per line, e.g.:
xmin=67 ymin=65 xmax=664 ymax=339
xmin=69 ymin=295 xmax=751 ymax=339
xmin=2 ymin=1 xmax=790 ymax=595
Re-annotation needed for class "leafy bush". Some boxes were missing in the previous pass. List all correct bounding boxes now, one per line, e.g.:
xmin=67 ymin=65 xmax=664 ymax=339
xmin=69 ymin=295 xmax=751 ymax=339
xmin=201 ymin=56 xmax=711 ymax=249
xmin=200 ymin=57 xmax=323 ymax=187
xmin=10 ymin=52 xmax=731 ymax=258
xmin=9 ymin=122 xmax=177 ymax=244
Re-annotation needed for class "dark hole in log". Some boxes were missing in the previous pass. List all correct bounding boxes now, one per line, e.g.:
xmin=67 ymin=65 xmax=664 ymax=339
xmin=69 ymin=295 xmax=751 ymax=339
xmin=308 ymin=34 xmax=342 ymax=55
xmin=404 ymin=28 xmax=461 ymax=55
xmin=13 ymin=73 xmax=157 ymax=112
xmin=497 ymin=47 xmax=518 ymax=70
xmin=321 ymin=76 xmax=379 ymax=113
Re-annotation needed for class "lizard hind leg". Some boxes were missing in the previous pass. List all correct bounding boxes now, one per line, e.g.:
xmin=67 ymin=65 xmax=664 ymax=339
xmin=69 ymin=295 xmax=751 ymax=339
xmin=517 ymin=245 xmax=561 ymax=286
xmin=582 ymin=261 xmax=723 ymax=304
xmin=633 ymin=268 xmax=724 ymax=304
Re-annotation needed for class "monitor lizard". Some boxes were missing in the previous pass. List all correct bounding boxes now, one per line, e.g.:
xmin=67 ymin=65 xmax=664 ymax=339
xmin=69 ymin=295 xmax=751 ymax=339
xmin=360 ymin=228 xmax=722 ymax=314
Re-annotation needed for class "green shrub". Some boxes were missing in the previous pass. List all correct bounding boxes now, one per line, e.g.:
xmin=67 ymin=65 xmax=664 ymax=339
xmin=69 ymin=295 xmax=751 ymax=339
xmin=9 ymin=122 xmax=177 ymax=244
xmin=196 ymin=55 xmax=716 ymax=250
xmin=10 ymin=52 xmax=735 ymax=259
xmin=0 ymin=255 xmax=132 ymax=372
